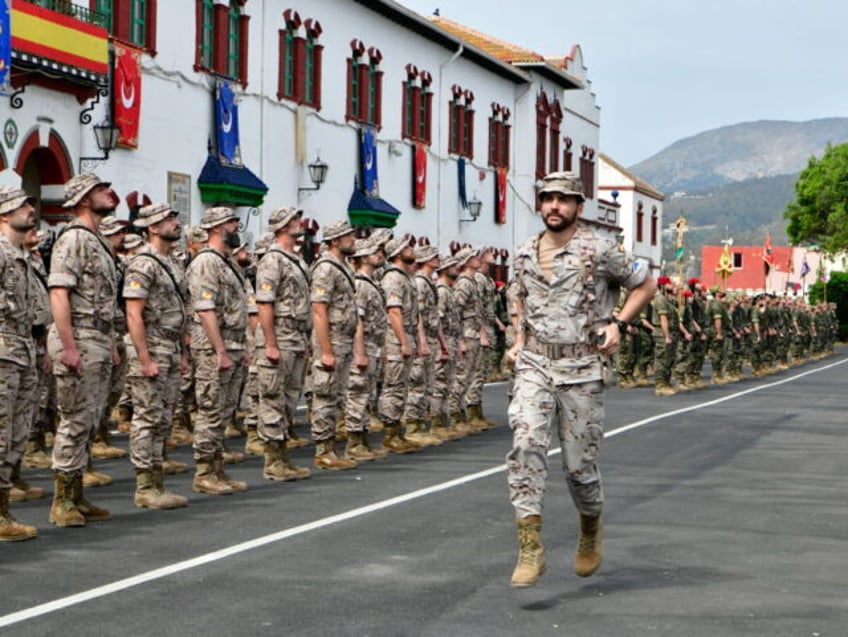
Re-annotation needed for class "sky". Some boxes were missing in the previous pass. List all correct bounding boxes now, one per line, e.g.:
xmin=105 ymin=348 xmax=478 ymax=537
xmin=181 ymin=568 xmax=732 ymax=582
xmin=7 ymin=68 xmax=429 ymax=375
xmin=396 ymin=0 xmax=848 ymax=167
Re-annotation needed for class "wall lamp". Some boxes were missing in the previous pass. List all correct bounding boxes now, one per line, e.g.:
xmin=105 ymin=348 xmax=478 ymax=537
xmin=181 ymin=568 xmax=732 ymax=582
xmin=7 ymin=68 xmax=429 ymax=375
xmin=298 ymin=155 xmax=329 ymax=194
xmin=460 ymin=195 xmax=482 ymax=223
xmin=79 ymin=119 xmax=120 ymax=172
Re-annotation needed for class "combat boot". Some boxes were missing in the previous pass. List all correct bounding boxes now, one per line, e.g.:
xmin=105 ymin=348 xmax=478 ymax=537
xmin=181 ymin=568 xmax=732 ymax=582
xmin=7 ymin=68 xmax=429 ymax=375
xmin=48 ymin=471 xmax=85 ymax=527
xmin=466 ymin=405 xmax=491 ymax=433
xmin=244 ymin=425 xmax=264 ymax=456
xmin=470 ymin=404 xmax=497 ymax=430
xmin=72 ymin=473 xmax=112 ymax=522
xmin=221 ymin=444 xmax=247 ymax=465
xmin=654 ymin=382 xmax=676 ymax=396
xmin=344 ymin=431 xmax=380 ymax=461
xmin=430 ymin=413 xmax=463 ymax=442
xmin=404 ymin=419 xmax=443 ymax=447
xmin=0 ymin=488 xmax=37 ymax=542
xmin=368 ymin=410 xmax=384 ymax=432
xmin=263 ymin=440 xmax=311 ymax=481
xmin=134 ymin=468 xmax=187 ymax=509
xmin=23 ymin=434 xmax=52 ymax=469
xmin=286 ymin=424 xmax=310 ymax=449
xmin=153 ymin=465 xmax=188 ymax=507
xmin=224 ymin=421 xmax=245 ymax=439
xmin=686 ymin=374 xmax=706 ymax=389
xmin=510 ymin=515 xmax=546 ymax=587
xmin=449 ymin=411 xmax=475 ymax=437
xmin=313 ymin=439 xmax=358 ymax=470
xmin=116 ymin=404 xmax=133 ymax=434
xmin=616 ymin=374 xmax=637 ymax=389
xmin=10 ymin=461 xmax=45 ymax=502
xmin=214 ymin=454 xmax=248 ymax=492
xmin=162 ymin=449 xmax=189 ymax=475
xmin=83 ymin=462 xmax=113 ymax=487
xmin=381 ymin=423 xmax=421 ymax=454
xmin=91 ymin=421 xmax=128 ymax=459
xmin=192 ymin=458 xmax=233 ymax=495
xmin=361 ymin=429 xmax=388 ymax=459
xmin=168 ymin=412 xmax=194 ymax=446
xmin=574 ymin=512 xmax=603 ymax=577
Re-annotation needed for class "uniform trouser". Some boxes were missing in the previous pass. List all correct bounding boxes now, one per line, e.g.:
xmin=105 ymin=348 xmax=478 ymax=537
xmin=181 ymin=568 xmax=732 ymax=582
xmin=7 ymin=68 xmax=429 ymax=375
xmin=0 ymin=360 xmax=38 ymax=489
xmin=99 ymin=338 xmax=128 ymax=429
xmin=652 ymin=336 xmax=677 ymax=385
xmin=29 ymin=350 xmax=55 ymax=440
xmin=172 ymin=360 xmax=196 ymax=423
xmin=126 ymin=341 xmax=181 ymax=470
xmin=467 ymin=329 xmax=491 ymax=405
xmin=404 ymin=336 xmax=437 ymax=422
xmin=726 ymin=337 xmax=744 ymax=373
xmin=242 ymin=367 xmax=258 ymax=427
xmin=311 ymin=349 xmax=352 ymax=442
xmin=379 ymin=337 xmax=413 ymax=426
xmin=686 ymin=336 xmax=708 ymax=377
xmin=636 ymin=330 xmax=654 ymax=376
xmin=192 ymin=348 xmax=245 ymax=461
xmin=450 ymin=337 xmax=480 ymax=414
xmin=708 ymin=335 xmax=727 ymax=375
xmin=615 ymin=332 xmax=636 ymax=377
xmin=431 ymin=338 xmax=456 ymax=417
xmin=672 ymin=336 xmax=691 ymax=379
xmin=345 ymin=349 xmax=381 ymax=433
xmin=506 ymin=368 xmax=604 ymax=518
xmin=257 ymin=348 xmax=307 ymax=441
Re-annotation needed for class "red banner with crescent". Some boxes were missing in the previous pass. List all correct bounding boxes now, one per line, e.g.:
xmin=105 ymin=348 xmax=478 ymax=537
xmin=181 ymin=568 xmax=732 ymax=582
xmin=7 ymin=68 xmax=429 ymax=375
xmin=114 ymin=43 xmax=142 ymax=149
xmin=495 ymin=168 xmax=507 ymax=224
xmin=413 ymin=143 xmax=427 ymax=209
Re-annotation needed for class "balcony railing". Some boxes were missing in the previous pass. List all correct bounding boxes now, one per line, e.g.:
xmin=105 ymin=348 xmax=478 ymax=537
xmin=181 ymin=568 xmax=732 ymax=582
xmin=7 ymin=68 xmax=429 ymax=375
xmin=22 ymin=0 xmax=109 ymax=28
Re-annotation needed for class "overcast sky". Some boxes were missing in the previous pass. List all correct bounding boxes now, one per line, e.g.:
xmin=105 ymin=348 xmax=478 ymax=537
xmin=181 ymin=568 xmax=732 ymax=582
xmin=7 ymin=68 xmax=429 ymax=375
xmin=396 ymin=0 xmax=848 ymax=167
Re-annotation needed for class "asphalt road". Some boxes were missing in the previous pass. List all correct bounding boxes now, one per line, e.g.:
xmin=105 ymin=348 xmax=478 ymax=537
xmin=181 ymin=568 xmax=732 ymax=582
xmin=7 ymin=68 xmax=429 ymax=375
xmin=2 ymin=348 xmax=847 ymax=636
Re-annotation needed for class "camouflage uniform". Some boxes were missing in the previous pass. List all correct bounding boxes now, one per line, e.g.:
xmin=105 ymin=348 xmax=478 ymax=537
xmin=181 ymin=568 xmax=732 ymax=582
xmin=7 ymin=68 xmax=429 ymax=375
xmin=25 ymin=246 xmax=55 ymax=465
xmin=404 ymin=253 xmax=441 ymax=425
xmin=651 ymin=291 xmax=678 ymax=390
xmin=450 ymin=255 xmax=482 ymax=418
xmin=432 ymin=265 xmax=460 ymax=419
xmin=508 ymin=226 xmax=649 ymax=518
xmin=379 ymin=261 xmax=418 ymax=427
xmin=472 ymin=269 xmax=497 ymax=396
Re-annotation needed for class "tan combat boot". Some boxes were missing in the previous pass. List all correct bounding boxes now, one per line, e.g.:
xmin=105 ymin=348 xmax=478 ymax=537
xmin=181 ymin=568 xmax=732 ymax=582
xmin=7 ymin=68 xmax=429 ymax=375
xmin=616 ymin=374 xmax=637 ymax=389
xmin=23 ymin=434 xmax=52 ymax=469
xmin=344 ymin=431 xmax=379 ymax=462
xmin=574 ymin=513 xmax=603 ymax=577
xmin=152 ymin=465 xmax=188 ymax=507
xmin=224 ymin=419 xmax=245 ymax=439
xmin=0 ymin=488 xmax=37 ymax=542
xmin=83 ymin=461 xmax=113 ymax=487
xmin=214 ymin=454 xmax=249 ymax=492
xmin=134 ymin=469 xmax=187 ymax=509
xmin=192 ymin=458 xmax=234 ymax=495
xmin=430 ymin=413 xmax=463 ymax=442
xmin=654 ymin=382 xmax=676 ymax=396
xmin=48 ymin=471 xmax=86 ymax=527
xmin=10 ymin=461 xmax=45 ymax=502
xmin=381 ymin=423 xmax=421 ymax=455
xmin=470 ymin=404 xmax=497 ymax=430
xmin=313 ymin=439 xmax=358 ymax=470
xmin=448 ymin=411 xmax=473 ymax=438
xmin=244 ymin=425 xmax=264 ymax=456
xmin=368 ymin=410 xmax=384 ymax=432
xmin=116 ymin=404 xmax=133 ymax=434
xmin=511 ymin=515 xmax=546 ymax=587
xmin=162 ymin=448 xmax=189 ymax=475
xmin=286 ymin=423 xmax=310 ymax=449
xmin=72 ymin=473 xmax=112 ymax=522
xmin=361 ymin=430 xmax=388 ymax=459
xmin=263 ymin=440 xmax=311 ymax=481
xmin=91 ymin=420 xmax=128 ymax=459
xmin=404 ymin=420 xmax=443 ymax=447
xmin=221 ymin=443 xmax=247 ymax=465
xmin=168 ymin=413 xmax=194 ymax=447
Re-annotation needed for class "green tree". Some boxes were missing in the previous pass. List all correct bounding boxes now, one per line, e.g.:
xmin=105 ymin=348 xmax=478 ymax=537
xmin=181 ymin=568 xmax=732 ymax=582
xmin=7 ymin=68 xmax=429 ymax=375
xmin=785 ymin=143 xmax=848 ymax=254
xmin=808 ymin=271 xmax=848 ymax=341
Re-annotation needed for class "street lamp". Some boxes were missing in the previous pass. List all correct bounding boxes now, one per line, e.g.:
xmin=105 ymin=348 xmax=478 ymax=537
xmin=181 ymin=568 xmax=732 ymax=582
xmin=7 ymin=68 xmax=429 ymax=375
xmin=298 ymin=154 xmax=329 ymax=194
xmin=460 ymin=195 xmax=482 ymax=223
xmin=79 ymin=119 xmax=121 ymax=171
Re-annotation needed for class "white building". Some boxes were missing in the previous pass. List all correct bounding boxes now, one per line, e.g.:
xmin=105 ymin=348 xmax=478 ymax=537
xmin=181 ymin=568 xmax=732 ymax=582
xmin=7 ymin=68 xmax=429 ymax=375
xmin=2 ymin=0 xmax=606 ymax=274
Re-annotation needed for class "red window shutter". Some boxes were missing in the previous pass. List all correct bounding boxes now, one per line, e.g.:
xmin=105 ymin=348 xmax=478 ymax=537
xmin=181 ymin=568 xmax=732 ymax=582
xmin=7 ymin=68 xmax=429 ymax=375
xmin=465 ymin=109 xmax=474 ymax=159
xmin=564 ymin=150 xmax=572 ymax=172
xmin=239 ymin=14 xmax=249 ymax=86
xmin=345 ymin=58 xmax=353 ymax=120
xmin=115 ymin=0 xmax=131 ymax=43
xmin=549 ymin=124 xmax=559 ymax=172
xmin=194 ymin=0 xmax=203 ymax=69
xmin=357 ymin=63 xmax=369 ymax=121
xmin=212 ymin=3 xmax=228 ymax=75
xmin=410 ymin=85 xmax=421 ymax=141
xmin=423 ymin=91 xmax=433 ymax=145
xmin=276 ymin=30 xmax=285 ymax=99
xmin=145 ymin=0 xmax=158 ymax=55
xmin=374 ymin=70 xmax=383 ymax=129
xmin=536 ymin=122 xmax=547 ymax=180
xmin=503 ymin=124 xmax=511 ymax=169
xmin=651 ymin=214 xmax=658 ymax=246
xmin=448 ymin=101 xmax=456 ymax=153
xmin=637 ymin=210 xmax=644 ymax=243
xmin=311 ymin=44 xmax=323 ymax=110
xmin=488 ymin=117 xmax=496 ymax=166
xmin=293 ymin=36 xmax=305 ymax=102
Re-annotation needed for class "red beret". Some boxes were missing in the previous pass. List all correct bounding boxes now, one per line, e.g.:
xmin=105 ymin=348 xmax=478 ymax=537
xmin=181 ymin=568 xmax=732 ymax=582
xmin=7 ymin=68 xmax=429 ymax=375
xmin=657 ymin=275 xmax=671 ymax=285
xmin=682 ymin=289 xmax=693 ymax=297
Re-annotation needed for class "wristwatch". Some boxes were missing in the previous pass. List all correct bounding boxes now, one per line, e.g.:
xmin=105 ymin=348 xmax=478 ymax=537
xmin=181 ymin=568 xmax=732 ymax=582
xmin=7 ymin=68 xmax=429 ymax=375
xmin=612 ymin=319 xmax=629 ymax=334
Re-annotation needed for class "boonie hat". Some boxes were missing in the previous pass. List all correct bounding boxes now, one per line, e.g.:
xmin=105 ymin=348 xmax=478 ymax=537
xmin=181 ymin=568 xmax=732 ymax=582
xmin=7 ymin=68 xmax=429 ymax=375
xmin=0 ymin=186 xmax=35 ymax=215
xmin=351 ymin=238 xmax=379 ymax=259
xmin=123 ymin=234 xmax=144 ymax=251
xmin=186 ymin=225 xmax=209 ymax=244
xmin=63 ymin=173 xmax=111 ymax=208
xmin=454 ymin=246 xmax=478 ymax=267
xmin=536 ymin=171 xmax=585 ymax=203
xmin=200 ymin=206 xmax=238 ymax=230
xmin=385 ymin=235 xmax=414 ymax=260
xmin=99 ymin=216 xmax=127 ymax=237
xmin=266 ymin=206 xmax=302 ymax=234
xmin=414 ymin=244 xmax=439 ymax=264
xmin=135 ymin=202 xmax=177 ymax=228
xmin=322 ymin=219 xmax=354 ymax=242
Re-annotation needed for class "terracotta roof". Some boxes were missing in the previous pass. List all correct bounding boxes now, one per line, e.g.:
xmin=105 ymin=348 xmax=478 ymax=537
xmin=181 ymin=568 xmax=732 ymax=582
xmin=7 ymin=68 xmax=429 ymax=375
xmin=428 ymin=15 xmax=545 ymax=63
xmin=599 ymin=152 xmax=666 ymax=201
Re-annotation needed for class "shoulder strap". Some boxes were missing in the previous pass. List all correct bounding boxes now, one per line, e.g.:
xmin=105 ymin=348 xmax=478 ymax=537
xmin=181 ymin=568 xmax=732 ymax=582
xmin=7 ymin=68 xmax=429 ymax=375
xmin=415 ymin=273 xmax=438 ymax=299
xmin=312 ymin=256 xmax=355 ymax=293
xmin=197 ymin=248 xmax=245 ymax=287
xmin=31 ymin=264 xmax=48 ymax=291
xmin=267 ymin=247 xmax=310 ymax=284
xmin=132 ymin=252 xmax=186 ymax=304
xmin=355 ymin=272 xmax=383 ymax=296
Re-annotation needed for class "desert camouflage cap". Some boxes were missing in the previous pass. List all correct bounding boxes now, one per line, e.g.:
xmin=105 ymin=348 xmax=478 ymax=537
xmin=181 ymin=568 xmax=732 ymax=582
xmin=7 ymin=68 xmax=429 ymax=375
xmin=0 ymin=186 xmax=35 ymax=215
xmin=322 ymin=219 xmax=354 ymax=242
xmin=414 ymin=244 xmax=439 ymax=264
xmin=63 ymin=173 xmax=111 ymax=208
xmin=254 ymin=232 xmax=275 ymax=256
xmin=200 ymin=206 xmax=238 ymax=230
xmin=99 ymin=215 xmax=127 ymax=236
xmin=186 ymin=225 xmax=208 ymax=244
xmin=454 ymin=246 xmax=478 ymax=267
xmin=536 ymin=171 xmax=585 ymax=203
xmin=370 ymin=228 xmax=393 ymax=248
xmin=266 ymin=206 xmax=302 ymax=234
xmin=436 ymin=254 xmax=458 ymax=271
xmin=385 ymin=235 xmax=414 ymax=259
xmin=351 ymin=237 xmax=379 ymax=259
xmin=123 ymin=234 xmax=144 ymax=251
xmin=134 ymin=202 xmax=177 ymax=228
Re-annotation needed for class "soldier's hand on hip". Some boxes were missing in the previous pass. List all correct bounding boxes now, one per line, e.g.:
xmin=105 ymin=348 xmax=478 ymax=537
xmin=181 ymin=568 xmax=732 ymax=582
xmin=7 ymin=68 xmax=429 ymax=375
xmin=320 ymin=352 xmax=336 ymax=371
xmin=141 ymin=359 xmax=160 ymax=378
xmin=60 ymin=347 xmax=83 ymax=374
xmin=265 ymin=344 xmax=281 ymax=364
xmin=217 ymin=351 xmax=234 ymax=371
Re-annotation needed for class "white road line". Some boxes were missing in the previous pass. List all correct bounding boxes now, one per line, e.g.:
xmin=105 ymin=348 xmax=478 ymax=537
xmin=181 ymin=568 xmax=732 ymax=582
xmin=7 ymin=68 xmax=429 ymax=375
xmin=2 ymin=357 xmax=845 ymax=628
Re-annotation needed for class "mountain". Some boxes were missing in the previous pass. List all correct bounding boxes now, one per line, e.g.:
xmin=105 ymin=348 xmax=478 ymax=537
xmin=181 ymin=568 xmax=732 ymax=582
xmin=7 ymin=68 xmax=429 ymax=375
xmin=631 ymin=118 xmax=848 ymax=192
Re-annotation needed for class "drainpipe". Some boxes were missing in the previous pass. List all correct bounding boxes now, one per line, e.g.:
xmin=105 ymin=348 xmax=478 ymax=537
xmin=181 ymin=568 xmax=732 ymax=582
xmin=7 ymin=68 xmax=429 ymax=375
xmin=436 ymin=43 xmax=463 ymax=248
xmin=511 ymin=80 xmax=533 ymax=253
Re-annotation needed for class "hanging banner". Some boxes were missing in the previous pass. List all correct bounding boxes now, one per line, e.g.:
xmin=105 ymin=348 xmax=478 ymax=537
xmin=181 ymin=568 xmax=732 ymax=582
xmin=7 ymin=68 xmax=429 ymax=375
xmin=457 ymin=157 xmax=467 ymax=209
xmin=0 ymin=1 xmax=10 ymax=94
xmin=216 ymin=80 xmax=242 ymax=166
xmin=361 ymin=126 xmax=379 ymax=196
xmin=413 ymin=142 xmax=426 ymax=209
xmin=114 ymin=43 xmax=142 ymax=148
xmin=495 ymin=168 xmax=507 ymax=224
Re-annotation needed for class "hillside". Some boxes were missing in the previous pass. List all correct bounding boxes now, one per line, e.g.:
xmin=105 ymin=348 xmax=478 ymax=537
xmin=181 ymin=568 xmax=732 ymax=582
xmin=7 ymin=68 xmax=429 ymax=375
xmin=631 ymin=118 xmax=848 ymax=192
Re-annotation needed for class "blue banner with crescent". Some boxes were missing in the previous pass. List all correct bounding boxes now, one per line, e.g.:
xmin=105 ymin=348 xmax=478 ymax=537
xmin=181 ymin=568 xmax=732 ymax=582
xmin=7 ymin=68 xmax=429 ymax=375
xmin=457 ymin=157 xmax=468 ymax=209
xmin=361 ymin=126 xmax=379 ymax=197
xmin=216 ymin=81 xmax=242 ymax=166
xmin=0 ymin=1 xmax=10 ymax=94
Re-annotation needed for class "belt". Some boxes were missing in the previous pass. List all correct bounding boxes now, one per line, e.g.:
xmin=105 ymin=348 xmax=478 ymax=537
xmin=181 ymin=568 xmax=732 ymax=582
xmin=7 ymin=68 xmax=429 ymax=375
xmin=524 ymin=335 xmax=597 ymax=360
xmin=0 ymin=323 xmax=31 ymax=338
xmin=279 ymin=316 xmax=309 ymax=331
xmin=150 ymin=327 xmax=182 ymax=342
xmin=74 ymin=316 xmax=112 ymax=334
xmin=221 ymin=327 xmax=246 ymax=341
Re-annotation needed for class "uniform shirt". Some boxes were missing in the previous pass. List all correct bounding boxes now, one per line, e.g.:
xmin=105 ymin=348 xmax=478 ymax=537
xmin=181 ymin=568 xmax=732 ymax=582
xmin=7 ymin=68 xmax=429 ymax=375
xmin=254 ymin=247 xmax=311 ymax=351
xmin=28 ymin=252 xmax=51 ymax=330
xmin=436 ymin=280 xmax=460 ymax=341
xmin=513 ymin=227 xmax=648 ymax=383
xmin=474 ymin=271 xmax=497 ymax=333
xmin=310 ymin=252 xmax=358 ymax=355
xmin=454 ymin=273 xmax=482 ymax=339
xmin=123 ymin=245 xmax=188 ymax=344
xmin=381 ymin=265 xmax=418 ymax=342
xmin=0 ymin=234 xmax=36 ymax=367
xmin=355 ymin=271 xmax=387 ymax=355
xmin=414 ymin=272 xmax=440 ymax=339
xmin=187 ymin=248 xmax=248 ymax=350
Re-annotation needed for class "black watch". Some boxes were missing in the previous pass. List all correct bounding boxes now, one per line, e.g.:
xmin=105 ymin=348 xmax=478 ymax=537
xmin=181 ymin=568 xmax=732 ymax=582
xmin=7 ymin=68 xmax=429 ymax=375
xmin=613 ymin=319 xmax=629 ymax=334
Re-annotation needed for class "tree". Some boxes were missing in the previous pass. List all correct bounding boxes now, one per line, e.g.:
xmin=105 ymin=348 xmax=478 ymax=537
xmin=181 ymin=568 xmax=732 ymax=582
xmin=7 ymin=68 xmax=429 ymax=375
xmin=785 ymin=142 xmax=848 ymax=254
xmin=808 ymin=271 xmax=848 ymax=341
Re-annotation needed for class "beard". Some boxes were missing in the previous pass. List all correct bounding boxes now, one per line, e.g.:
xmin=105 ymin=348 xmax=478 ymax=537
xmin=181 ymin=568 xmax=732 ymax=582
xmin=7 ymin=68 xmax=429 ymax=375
xmin=401 ymin=254 xmax=416 ymax=264
xmin=92 ymin=202 xmax=116 ymax=216
xmin=542 ymin=213 xmax=576 ymax=232
xmin=339 ymin=243 xmax=355 ymax=256
xmin=223 ymin=230 xmax=241 ymax=249
xmin=161 ymin=227 xmax=182 ymax=242
xmin=10 ymin=216 xmax=37 ymax=232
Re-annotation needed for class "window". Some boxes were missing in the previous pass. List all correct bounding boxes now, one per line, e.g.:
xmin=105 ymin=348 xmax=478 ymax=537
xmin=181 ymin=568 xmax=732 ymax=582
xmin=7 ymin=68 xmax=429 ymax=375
xmin=549 ymin=101 xmax=562 ymax=173
xmin=733 ymin=253 xmax=743 ymax=268
xmin=563 ymin=136 xmax=573 ymax=172
xmin=448 ymin=85 xmax=474 ymax=158
xmin=194 ymin=0 xmax=249 ymax=85
xmin=579 ymin=145 xmax=595 ymax=200
xmin=346 ymin=42 xmax=382 ymax=127
xmin=91 ymin=0 xmax=158 ymax=53
xmin=488 ymin=102 xmax=510 ymax=169
xmin=401 ymin=65 xmax=433 ymax=145
xmin=636 ymin=203 xmax=644 ymax=243
xmin=535 ymin=92 xmax=563 ymax=179
xmin=650 ymin=206 xmax=658 ymax=246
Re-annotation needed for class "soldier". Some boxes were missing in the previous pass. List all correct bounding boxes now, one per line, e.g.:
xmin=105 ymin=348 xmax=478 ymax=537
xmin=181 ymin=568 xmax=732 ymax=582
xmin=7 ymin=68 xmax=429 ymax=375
xmin=685 ymin=280 xmax=708 ymax=388
xmin=309 ymin=220 xmax=359 ymax=470
xmin=431 ymin=255 xmax=467 ymax=439
xmin=651 ymin=276 xmax=679 ymax=396
xmin=403 ymin=243 xmax=449 ymax=446
xmin=471 ymin=248 xmax=499 ymax=429
xmin=187 ymin=206 xmax=249 ymax=495
xmin=123 ymin=203 xmax=189 ymax=509
xmin=0 ymin=186 xmax=40 ymax=540
xmin=379 ymin=236 xmax=424 ymax=454
xmin=343 ymin=238 xmax=389 ymax=460
xmin=47 ymin=173 xmax=118 ymax=526
xmin=707 ymin=287 xmax=732 ymax=383
xmin=505 ymin=171 xmax=654 ymax=587
xmin=254 ymin=207 xmax=312 ymax=481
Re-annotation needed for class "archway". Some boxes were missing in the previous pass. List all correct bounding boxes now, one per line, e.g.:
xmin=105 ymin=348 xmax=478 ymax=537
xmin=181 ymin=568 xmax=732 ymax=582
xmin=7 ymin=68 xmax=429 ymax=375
xmin=15 ymin=128 xmax=74 ymax=225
